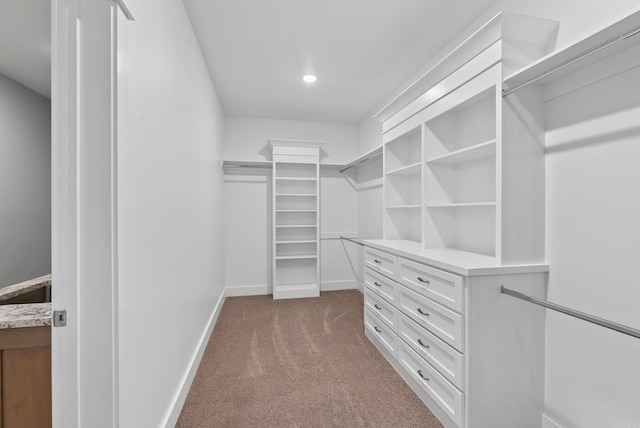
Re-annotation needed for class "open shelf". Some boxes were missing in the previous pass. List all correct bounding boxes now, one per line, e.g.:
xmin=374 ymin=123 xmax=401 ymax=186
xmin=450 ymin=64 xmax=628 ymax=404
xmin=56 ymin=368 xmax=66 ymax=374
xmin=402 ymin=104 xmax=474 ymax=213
xmin=385 ymin=208 xmax=422 ymax=242
xmin=386 ymin=173 xmax=422 ymax=206
xmin=275 ymin=255 xmax=318 ymax=260
xmin=424 ymin=87 xmax=496 ymax=160
xmin=426 ymin=202 xmax=496 ymax=208
xmin=425 ymin=157 xmax=496 ymax=206
xmin=276 ymin=227 xmax=316 ymax=242
xmin=275 ymin=194 xmax=316 ymax=211
xmin=275 ymin=177 xmax=317 ymax=181
xmin=425 ymin=204 xmax=496 ymax=257
xmin=274 ymin=257 xmax=318 ymax=285
xmin=386 ymin=161 xmax=421 ymax=176
xmin=385 ymin=127 xmax=422 ymax=172
xmin=387 ymin=204 xmax=422 ymax=209
xmin=426 ymin=139 xmax=496 ymax=164
xmin=275 ymin=224 xmax=316 ymax=228
xmin=276 ymin=241 xmax=317 ymax=258
xmin=275 ymin=210 xmax=316 ymax=226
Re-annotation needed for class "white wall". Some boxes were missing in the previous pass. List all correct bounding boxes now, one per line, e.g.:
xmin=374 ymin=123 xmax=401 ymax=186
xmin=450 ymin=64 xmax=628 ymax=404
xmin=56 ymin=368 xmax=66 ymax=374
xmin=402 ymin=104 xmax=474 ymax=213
xmin=0 ymin=72 xmax=50 ymax=288
xmin=224 ymin=117 xmax=359 ymax=295
xmin=115 ymin=0 xmax=225 ymax=426
xmin=224 ymin=116 xmax=357 ymax=164
xmin=541 ymin=43 xmax=640 ymax=428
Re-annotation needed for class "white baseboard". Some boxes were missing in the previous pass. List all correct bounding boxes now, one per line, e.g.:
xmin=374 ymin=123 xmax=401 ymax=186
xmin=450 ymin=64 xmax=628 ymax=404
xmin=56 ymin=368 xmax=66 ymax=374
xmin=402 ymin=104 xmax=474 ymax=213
xmin=321 ymin=279 xmax=358 ymax=291
xmin=543 ymin=414 xmax=563 ymax=428
xmin=226 ymin=283 xmax=269 ymax=297
xmin=163 ymin=288 xmax=227 ymax=427
xmin=226 ymin=280 xmax=358 ymax=297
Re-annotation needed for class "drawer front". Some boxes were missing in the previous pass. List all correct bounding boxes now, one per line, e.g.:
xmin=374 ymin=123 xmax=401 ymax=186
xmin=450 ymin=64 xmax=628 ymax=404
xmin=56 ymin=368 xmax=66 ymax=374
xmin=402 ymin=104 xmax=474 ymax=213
xmin=364 ymin=268 xmax=398 ymax=305
xmin=398 ymin=312 xmax=464 ymax=390
xmin=398 ymin=285 xmax=464 ymax=352
xmin=364 ymin=287 xmax=398 ymax=331
xmin=364 ymin=247 xmax=397 ymax=279
xmin=398 ymin=257 xmax=464 ymax=313
xmin=364 ymin=308 xmax=397 ymax=358
xmin=398 ymin=341 xmax=464 ymax=428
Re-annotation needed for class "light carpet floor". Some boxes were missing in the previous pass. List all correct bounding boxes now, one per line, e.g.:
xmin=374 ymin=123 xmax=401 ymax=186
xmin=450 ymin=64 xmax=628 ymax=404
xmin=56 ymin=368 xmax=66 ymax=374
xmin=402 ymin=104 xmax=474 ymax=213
xmin=177 ymin=289 xmax=443 ymax=427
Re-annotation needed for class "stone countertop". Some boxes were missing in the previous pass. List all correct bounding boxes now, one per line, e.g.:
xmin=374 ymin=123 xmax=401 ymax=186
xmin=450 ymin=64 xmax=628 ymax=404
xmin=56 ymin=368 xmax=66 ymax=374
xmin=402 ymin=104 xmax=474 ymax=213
xmin=0 ymin=302 xmax=52 ymax=329
xmin=0 ymin=274 xmax=51 ymax=302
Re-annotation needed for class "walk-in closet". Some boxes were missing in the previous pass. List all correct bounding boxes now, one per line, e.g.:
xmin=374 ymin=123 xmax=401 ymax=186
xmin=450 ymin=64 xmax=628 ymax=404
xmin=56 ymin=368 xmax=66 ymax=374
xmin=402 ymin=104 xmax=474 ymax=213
xmin=1 ymin=1 xmax=638 ymax=427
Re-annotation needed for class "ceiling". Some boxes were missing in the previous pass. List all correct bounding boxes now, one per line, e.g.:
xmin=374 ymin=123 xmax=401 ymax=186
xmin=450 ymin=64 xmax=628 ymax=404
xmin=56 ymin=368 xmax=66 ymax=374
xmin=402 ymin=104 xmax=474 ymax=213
xmin=0 ymin=1 xmax=499 ymax=121
xmin=0 ymin=0 xmax=51 ymax=99
xmin=183 ymin=0 xmax=497 ymax=123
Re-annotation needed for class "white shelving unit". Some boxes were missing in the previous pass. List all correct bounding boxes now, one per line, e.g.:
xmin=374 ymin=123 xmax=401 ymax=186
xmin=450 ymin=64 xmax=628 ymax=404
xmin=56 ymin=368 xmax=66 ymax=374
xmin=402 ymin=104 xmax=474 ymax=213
xmin=365 ymin=12 xmax=560 ymax=428
xmin=374 ymin=12 xmax=557 ymax=266
xmin=423 ymin=82 xmax=498 ymax=258
xmin=270 ymin=139 xmax=323 ymax=300
xmin=383 ymin=127 xmax=423 ymax=243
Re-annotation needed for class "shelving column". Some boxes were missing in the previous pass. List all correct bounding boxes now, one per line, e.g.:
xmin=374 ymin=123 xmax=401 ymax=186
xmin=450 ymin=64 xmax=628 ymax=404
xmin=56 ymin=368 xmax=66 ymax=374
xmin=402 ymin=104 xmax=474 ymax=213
xmin=269 ymin=139 xmax=324 ymax=300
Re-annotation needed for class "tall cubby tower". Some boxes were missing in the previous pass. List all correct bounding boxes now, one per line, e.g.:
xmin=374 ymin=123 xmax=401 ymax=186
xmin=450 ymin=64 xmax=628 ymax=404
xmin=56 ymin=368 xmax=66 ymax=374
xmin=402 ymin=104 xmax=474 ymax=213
xmin=269 ymin=140 xmax=323 ymax=300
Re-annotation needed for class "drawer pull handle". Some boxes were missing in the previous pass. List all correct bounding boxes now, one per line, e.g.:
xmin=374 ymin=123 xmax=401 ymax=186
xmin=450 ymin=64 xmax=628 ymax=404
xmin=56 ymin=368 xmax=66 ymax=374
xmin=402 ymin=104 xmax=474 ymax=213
xmin=374 ymin=326 xmax=382 ymax=333
xmin=417 ymin=339 xmax=430 ymax=349
xmin=417 ymin=277 xmax=430 ymax=284
xmin=417 ymin=308 xmax=429 ymax=316
xmin=374 ymin=281 xmax=382 ymax=287
xmin=374 ymin=304 xmax=382 ymax=310
xmin=418 ymin=370 xmax=430 ymax=381
xmin=374 ymin=259 xmax=382 ymax=264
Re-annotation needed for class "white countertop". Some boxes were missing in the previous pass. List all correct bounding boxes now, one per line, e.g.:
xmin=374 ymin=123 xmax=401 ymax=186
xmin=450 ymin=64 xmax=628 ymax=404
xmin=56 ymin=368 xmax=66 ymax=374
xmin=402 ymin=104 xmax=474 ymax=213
xmin=364 ymin=240 xmax=549 ymax=276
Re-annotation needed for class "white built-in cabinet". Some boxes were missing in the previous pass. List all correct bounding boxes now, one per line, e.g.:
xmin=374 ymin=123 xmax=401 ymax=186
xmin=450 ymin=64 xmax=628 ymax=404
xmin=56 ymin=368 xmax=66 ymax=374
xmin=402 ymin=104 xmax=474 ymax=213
xmin=270 ymin=140 xmax=323 ymax=299
xmin=364 ymin=12 xmax=560 ymax=428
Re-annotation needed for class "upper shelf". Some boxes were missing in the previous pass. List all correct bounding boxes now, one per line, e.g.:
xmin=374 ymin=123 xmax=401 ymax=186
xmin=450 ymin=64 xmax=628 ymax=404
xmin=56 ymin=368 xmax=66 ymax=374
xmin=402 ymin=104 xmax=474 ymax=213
xmin=503 ymin=9 xmax=640 ymax=95
xmin=223 ymin=144 xmax=383 ymax=173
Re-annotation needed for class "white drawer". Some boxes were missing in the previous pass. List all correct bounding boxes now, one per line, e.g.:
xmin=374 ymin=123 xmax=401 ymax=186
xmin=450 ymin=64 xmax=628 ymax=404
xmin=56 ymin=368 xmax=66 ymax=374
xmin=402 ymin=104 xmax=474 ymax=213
xmin=364 ymin=287 xmax=398 ymax=331
xmin=364 ymin=247 xmax=397 ymax=279
xmin=398 ymin=285 xmax=464 ymax=353
xmin=398 ymin=312 xmax=464 ymax=390
xmin=364 ymin=268 xmax=398 ymax=305
xmin=398 ymin=257 xmax=464 ymax=313
xmin=398 ymin=341 xmax=464 ymax=428
xmin=364 ymin=308 xmax=397 ymax=358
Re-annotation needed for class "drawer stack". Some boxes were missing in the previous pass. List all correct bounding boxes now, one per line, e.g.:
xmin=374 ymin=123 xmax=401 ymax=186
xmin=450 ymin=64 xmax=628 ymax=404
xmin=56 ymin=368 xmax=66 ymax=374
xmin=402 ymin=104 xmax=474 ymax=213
xmin=363 ymin=246 xmax=465 ymax=427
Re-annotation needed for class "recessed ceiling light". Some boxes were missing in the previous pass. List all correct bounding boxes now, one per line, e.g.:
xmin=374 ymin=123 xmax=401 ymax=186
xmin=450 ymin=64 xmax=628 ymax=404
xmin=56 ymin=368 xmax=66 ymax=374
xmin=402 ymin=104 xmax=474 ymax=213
xmin=303 ymin=74 xmax=318 ymax=83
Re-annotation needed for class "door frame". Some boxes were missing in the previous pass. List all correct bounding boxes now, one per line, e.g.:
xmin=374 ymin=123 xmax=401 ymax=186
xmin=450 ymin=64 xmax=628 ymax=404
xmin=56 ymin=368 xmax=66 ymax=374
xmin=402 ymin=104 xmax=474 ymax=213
xmin=51 ymin=0 xmax=122 ymax=425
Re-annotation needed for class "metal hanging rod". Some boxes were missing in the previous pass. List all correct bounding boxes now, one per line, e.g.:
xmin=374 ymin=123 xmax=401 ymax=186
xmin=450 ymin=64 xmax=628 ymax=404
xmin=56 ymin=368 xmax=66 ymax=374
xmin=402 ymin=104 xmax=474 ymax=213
xmin=340 ymin=236 xmax=365 ymax=246
xmin=501 ymin=286 xmax=640 ymax=340
xmin=221 ymin=161 xmax=272 ymax=170
xmin=503 ymin=25 xmax=640 ymax=97
xmin=339 ymin=151 xmax=382 ymax=174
